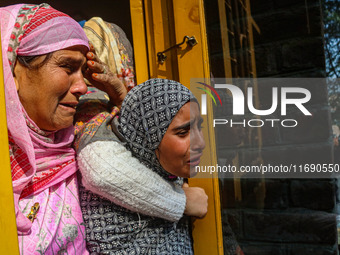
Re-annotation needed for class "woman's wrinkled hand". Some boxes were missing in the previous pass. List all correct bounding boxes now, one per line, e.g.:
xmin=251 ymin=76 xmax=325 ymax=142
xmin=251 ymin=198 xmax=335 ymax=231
xmin=83 ymin=43 xmax=127 ymax=108
xmin=182 ymin=182 xmax=208 ymax=219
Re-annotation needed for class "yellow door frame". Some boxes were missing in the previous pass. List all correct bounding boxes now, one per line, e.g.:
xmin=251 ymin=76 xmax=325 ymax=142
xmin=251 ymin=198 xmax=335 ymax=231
xmin=130 ymin=0 xmax=150 ymax=85
xmin=130 ymin=0 xmax=224 ymax=254
xmin=172 ymin=1 xmax=223 ymax=254
xmin=0 ymin=33 xmax=20 ymax=254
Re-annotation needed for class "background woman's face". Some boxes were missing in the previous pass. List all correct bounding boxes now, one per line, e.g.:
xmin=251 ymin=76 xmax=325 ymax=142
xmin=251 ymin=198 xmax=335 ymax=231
xmin=157 ymin=102 xmax=205 ymax=178
xmin=14 ymin=45 xmax=88 ymax=131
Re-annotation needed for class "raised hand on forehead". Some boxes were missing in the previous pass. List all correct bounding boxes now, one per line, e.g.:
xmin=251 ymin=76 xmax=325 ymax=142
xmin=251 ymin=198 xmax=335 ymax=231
xmin=84 ymin=42 xmax=127 ymax=108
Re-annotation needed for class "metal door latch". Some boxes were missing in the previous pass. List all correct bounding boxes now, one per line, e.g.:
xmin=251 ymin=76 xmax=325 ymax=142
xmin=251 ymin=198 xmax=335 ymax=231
xmin=157 ymin=35 xmax=198 ymax=64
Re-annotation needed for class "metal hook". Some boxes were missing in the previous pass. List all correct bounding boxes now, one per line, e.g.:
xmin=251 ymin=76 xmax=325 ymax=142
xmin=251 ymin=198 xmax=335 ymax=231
xmin=157 ymin=36 xmax=198 ymax=64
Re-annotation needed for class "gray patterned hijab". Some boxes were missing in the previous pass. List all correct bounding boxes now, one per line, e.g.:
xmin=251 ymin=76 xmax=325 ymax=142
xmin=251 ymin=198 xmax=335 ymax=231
xmin=118 ymin=78 xmax=197 ymax=180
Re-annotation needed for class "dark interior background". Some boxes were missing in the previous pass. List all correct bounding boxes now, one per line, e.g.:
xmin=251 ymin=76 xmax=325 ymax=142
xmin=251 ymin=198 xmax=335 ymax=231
xmin=0 ymin=1 xmax=133 ymax=43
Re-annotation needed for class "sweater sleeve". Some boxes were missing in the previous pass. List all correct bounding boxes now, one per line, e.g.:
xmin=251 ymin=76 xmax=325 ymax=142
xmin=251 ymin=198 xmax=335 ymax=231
xmin=78 ymin=140 xmax=186 ymax=222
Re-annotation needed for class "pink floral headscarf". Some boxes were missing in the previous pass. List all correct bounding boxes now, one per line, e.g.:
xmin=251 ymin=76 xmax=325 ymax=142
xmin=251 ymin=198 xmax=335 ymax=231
xmin=0 ymin=3 xmax=89 ymax=233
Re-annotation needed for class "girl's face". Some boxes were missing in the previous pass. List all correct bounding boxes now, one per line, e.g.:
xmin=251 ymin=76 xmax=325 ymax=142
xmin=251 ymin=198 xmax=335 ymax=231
xmin=156 ymin=102 xmax=205 ymax=178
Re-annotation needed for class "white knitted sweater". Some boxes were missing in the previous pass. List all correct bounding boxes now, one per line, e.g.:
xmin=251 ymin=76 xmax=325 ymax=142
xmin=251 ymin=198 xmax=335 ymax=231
xmin=78 ymin=140 xmax=186 ymax=222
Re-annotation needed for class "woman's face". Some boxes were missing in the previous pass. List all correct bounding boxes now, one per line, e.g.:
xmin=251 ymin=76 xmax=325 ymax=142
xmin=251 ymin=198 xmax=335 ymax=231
xmin=156 ymin=102 xmax=205 ymax=178
xmin=14 ymin=45 xmax=88 ymax=131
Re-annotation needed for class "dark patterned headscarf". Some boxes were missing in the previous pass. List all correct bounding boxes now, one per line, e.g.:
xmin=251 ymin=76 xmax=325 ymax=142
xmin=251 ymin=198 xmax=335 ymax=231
xmin=119 ymin=78 xmax=197 ymax=180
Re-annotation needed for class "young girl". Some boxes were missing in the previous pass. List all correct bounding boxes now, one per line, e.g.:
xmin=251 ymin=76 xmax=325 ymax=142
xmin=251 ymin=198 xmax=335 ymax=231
xmin=76 ymin=78 xmax=206 ymax=254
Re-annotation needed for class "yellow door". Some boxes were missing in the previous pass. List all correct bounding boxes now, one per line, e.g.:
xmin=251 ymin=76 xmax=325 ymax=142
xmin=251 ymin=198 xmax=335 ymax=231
xmin=131 ymin=0 xmax=224 ymax=254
